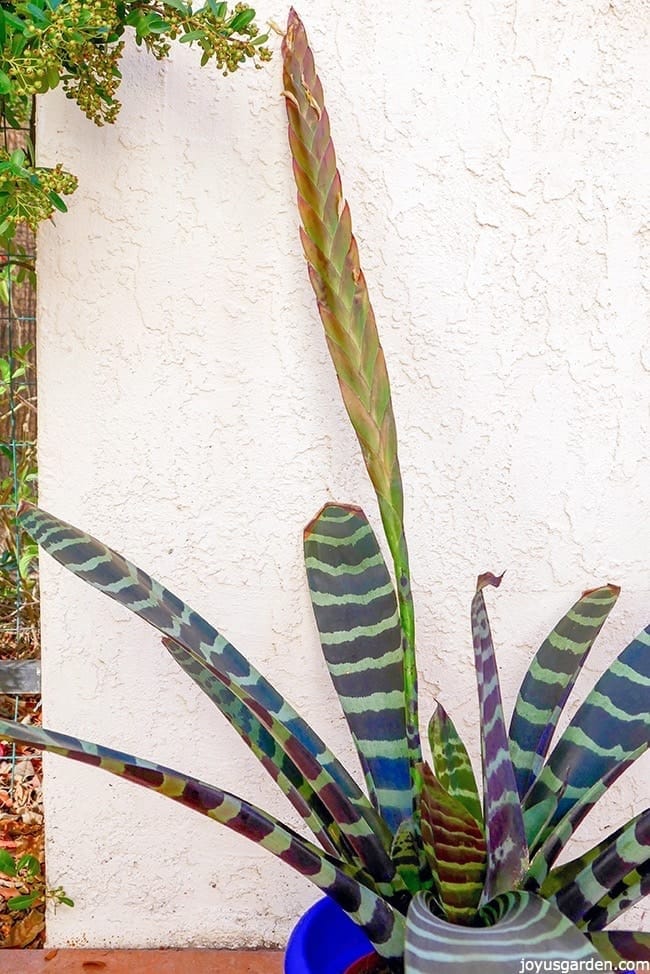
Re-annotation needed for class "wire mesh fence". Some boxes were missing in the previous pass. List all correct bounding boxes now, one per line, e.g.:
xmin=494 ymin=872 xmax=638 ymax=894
xmin=0 ymin=103 xmax=40 ymax=798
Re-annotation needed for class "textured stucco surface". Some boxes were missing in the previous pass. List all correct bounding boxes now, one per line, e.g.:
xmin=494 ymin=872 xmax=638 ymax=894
xmin=36 ymin=0 xmax=649 ymax=948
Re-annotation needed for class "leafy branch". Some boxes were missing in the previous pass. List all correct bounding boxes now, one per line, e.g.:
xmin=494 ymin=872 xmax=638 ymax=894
xmin=0 ymin=0 xmax=272 ymax=243
xmin=0 ymin=849 xmax=73 ymax=912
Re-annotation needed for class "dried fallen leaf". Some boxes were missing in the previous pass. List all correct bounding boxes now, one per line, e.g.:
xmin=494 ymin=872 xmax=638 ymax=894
xmin=0 ymin=695 xmax=45 ymax=946
xmin=21 ymin=810 xmax=43 ymax=826
xmin=4 ymin=907 xmax=44 ymax=947
xmin=0 ymin=886 xmax=21 ymax=899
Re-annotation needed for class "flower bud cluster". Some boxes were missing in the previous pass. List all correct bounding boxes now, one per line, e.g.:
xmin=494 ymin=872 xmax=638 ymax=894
xmin=0 ymin=1 xmax=271 ymax=234
xmin=0 ymin=152 xmax=78 ymax=234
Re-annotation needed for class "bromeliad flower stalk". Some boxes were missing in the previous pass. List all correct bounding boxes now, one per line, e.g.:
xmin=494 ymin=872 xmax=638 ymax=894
xmin=282 ymin=12 xmax=421 ymax=801
xmin=0 ymin=8 xmax=649 ymax=972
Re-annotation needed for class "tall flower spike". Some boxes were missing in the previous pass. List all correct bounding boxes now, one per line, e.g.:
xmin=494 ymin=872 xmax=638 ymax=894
xmin=282 ymin=8 xmax=421 ymax=787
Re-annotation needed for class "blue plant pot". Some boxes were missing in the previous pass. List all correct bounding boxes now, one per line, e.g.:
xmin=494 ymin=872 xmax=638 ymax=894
xmin=285 ymin=897 xmax=376 ymax=974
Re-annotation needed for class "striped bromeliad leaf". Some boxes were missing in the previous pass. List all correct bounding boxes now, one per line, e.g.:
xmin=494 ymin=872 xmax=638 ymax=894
xmin=524 ymin=622 xmax=650 ymax=843
xmin=472 ymin=573 xmax=528 ymax=900
xmin=404 ymin=889 xmax=602 ymax=973
xmin=587 ymin=931 xmax=650 ymax=964
xmin=428 ymin=703 xmax=482 ymax=826
xmin=163 ymin=636 xmax=347 ymax=862
xmin=18 ymin=502 xmax=397 ymax=888
xmin=522 ymin=796 xmax=559 ymax=849
xmin=418 ymin=763 xmax=485 ymax=924
xmin=540 ymin=809 xmax=647 ymax=902
xmin=304 ymin=503 xmax=411 ymax=833
xmin=547 ymin=807 xmax=650 ymax=927
xmin=584 ymin=866 xmax=650 ymax=932
xmin=525 ymin=745 xmax=647 ymax=889
xmin=282 ymin=8 xmax=421 ymax=781
xmin=390 ymin=818 xmax=431 ymax=896
xmin=0 ymin=717 xmax=407 ymax=966
xmin=509 ymin=584 xmax=620 ymax=801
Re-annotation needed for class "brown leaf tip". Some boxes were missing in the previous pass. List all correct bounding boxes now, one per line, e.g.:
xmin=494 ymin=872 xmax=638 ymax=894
xmin=476 ymin=571 xmax=505 ymax=593
xmin=303 ymin=502 xmax=365 ymax=539
xmin=580 ymin=582 xmax=621 ymax=599
xmin=430 ymin=701 xmax=448 ymax=724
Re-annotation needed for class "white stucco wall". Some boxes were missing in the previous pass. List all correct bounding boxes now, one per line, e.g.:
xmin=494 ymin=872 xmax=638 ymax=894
xmin=37 ymin=0 xmax=649 ymax=948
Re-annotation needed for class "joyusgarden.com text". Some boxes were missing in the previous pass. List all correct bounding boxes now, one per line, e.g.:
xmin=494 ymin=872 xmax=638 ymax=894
xmin=519 ymin=960 xmax=649 ymax=973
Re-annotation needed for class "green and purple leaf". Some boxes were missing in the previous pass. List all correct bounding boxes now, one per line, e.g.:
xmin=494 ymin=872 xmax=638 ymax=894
xmin=540 ymin=810 xmax=645 ymax=901
xmin=509 ymin=584 xmax=620 ymax=800
xmin=404 ymin=890 xmax=602 ymax=973
xmin=18 ymin=503 xmax=397 ymax=886
xmin=583 ymin=865 xmax=650 ymax=931
xmin=390 ymin=818 xmax=431 ymax=896
xmin=0 ymin=717 xmax=406 ymax=965
xmin=419 ymin=763 xmax=485 ymax=924
xmin=471 ymin=573 xmax=528 ymax=900
xmin=304 ymin=503 xmax=411 ymax=833
xmin=524 ymin=622 xmax=650 ymax=842
xmin=522 ymin=795 xmax=559 ymax=849
xmin=428 ymin=703 xmax=482 ymax=826
xmin=587 ymin=931 xmax=650 ymax=964
xmin=547 ymin=808 xmax=650 ymax=927
xmin=164 ymin=636 xmax=345 ymax=861
xmin=525 ymin=745 xmax=647 ymax=891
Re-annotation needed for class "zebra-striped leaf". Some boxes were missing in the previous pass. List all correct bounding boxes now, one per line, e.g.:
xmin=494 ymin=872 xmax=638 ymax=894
xmin=541 ymin=810 xmax=645 ymax=900
xmin=304 ymin=503 xmax=411 ymax=833
xmin=525 ymin=745 xmax=647 ymax=889
xmin=587 ymin=931 xmax=650 ymax=964
xmin=0 ymin=717 xmax=406 ymax=965
xmin=428 ymin=703 xmax=482 ymax=826
xmin=282 ymin=9 xmax=421 ymax=778
xmin=524 ymin=623 xmax=650 ymax=839
xmin=471 ymin=573 xmax=528 ymax=900
xmin=390 ymin=818 xmax=431 ymax=895
xmin=419 ymin=763 xmax=485 ymax=924
xmin=19 ymin=503 xmax=396 ymax=886
xmin=583 ymin=865 xmax=650 ymax=931
xmin=404 ymin=890 xmax=602 ymax=973
xmin=163 ymin=637 xmax=345 ymax=861
xmin=510 ymin=584 xmax=620 ymax=800
xmin=523 ymin=796 xmax=559 ymax=848
xmin=548 ymin=808 xmax=650 ymax=926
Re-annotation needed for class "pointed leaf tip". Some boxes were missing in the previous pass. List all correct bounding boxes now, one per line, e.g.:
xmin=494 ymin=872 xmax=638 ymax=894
xmin=303 ymin=502 xmax=365 ymax=539
xmin=476 ymin=571 xmax=505 ymax=593
xmin=284 ymin=8 xmax=302 ymax=49
xmin=581 ymin=582 xmax=621 ymax=599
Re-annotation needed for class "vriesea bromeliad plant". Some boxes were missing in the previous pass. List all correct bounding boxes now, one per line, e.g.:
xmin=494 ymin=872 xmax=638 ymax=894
xmin=0 ymin=9 xmax=648 ymax=972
